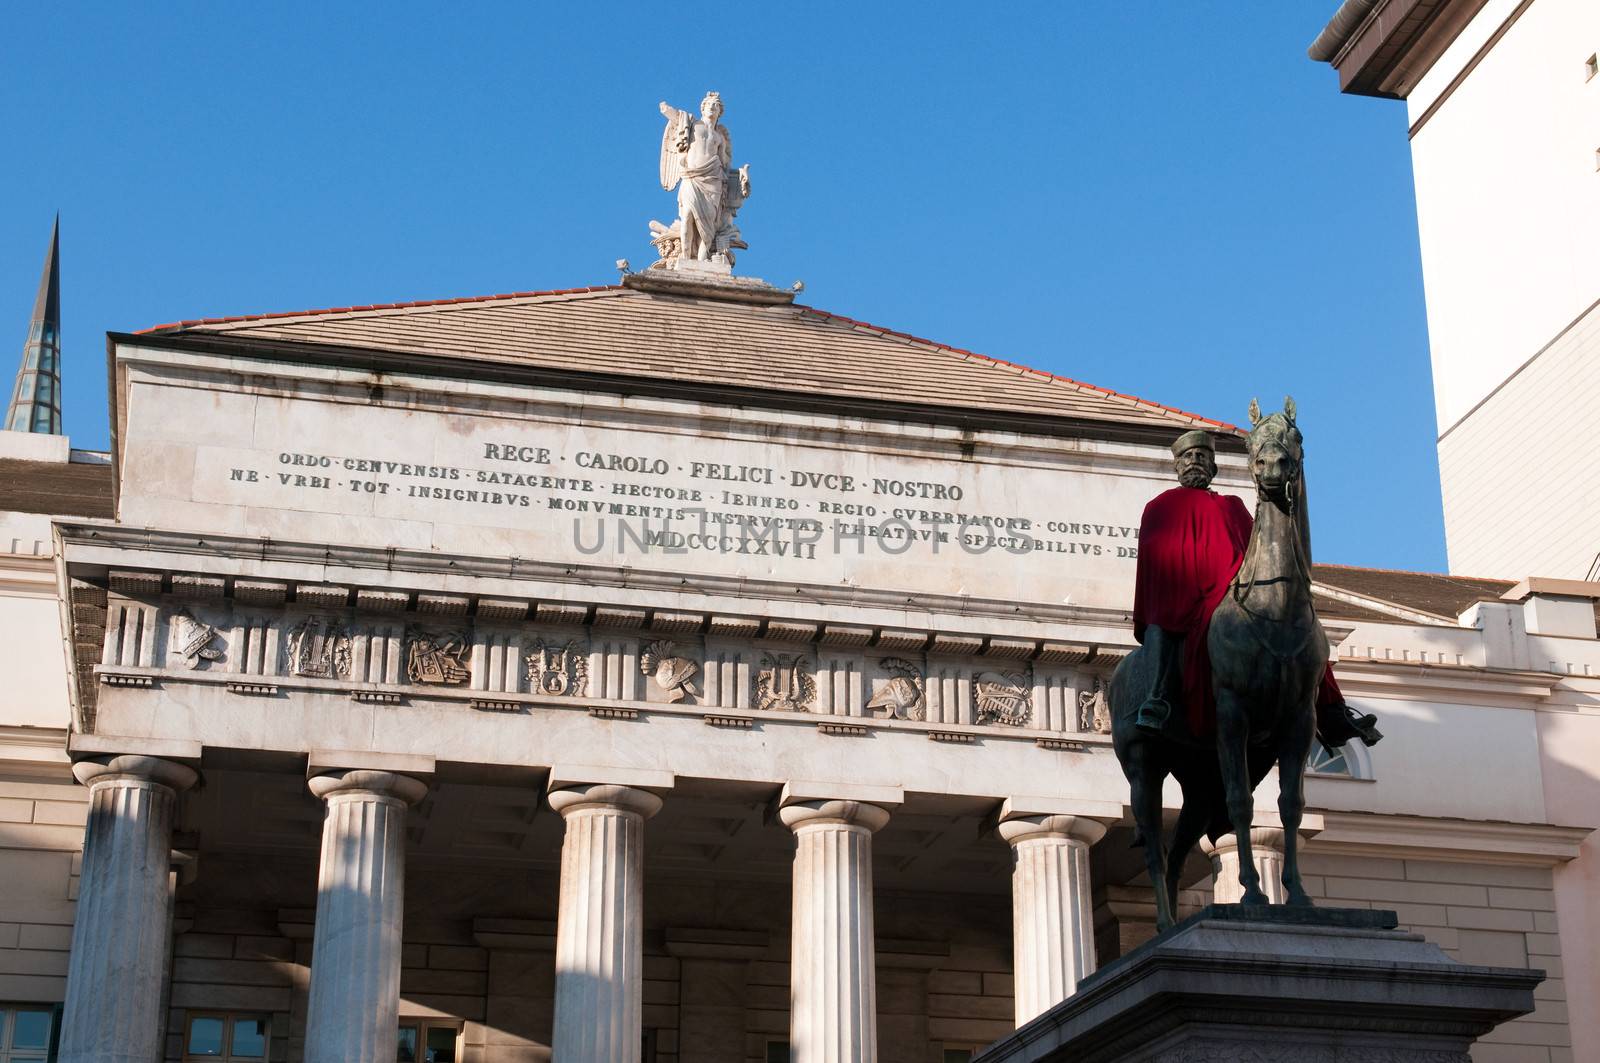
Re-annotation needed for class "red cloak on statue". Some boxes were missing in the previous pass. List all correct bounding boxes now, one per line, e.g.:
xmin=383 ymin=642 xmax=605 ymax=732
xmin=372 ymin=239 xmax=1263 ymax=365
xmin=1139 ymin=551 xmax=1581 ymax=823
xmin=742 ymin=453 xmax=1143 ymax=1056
xmin=1132 ymin=485 xmax=1343 ymax=736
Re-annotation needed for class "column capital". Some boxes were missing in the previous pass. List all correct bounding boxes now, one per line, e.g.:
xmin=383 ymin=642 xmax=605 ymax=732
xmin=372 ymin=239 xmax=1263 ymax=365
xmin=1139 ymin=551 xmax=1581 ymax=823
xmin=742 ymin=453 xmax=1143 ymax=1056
xmin=548 ymin=782 xmax=664 ymax=820
xmin=997 ymin=813 xmax=1108 ymax=847
xmin=1200 ymin=827 xmax=1288 ymax=858
xmin=778 ymin=799 xmax=892 ymax=834
xmin=993 ymin=795 xmax=1118 ymax=846
xmin=308 ymin=769 xmax=429 ymax=805
xmin=777 ymin=780 xmax=900 ymax=833
xmin=1199 ymin=811 xmax=1324 ymax=858
xmin=71 ymin=754 xmax=198 ymax=792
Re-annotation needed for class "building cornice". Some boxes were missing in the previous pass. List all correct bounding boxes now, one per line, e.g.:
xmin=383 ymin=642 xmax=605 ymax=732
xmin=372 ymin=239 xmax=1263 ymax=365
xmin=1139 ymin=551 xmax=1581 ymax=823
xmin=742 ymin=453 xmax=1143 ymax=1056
xmin=0 ymin=725 xmax=71 ymax=776
xmin=1309 ymin=0 xmax=1489 ymax=99
xmin=1310 ymin=810 xmax=1593 ymax=866
xmin=0 ymin=552 xmax=58 ymax=599
xmin=1331 ymin=657 xmax=1561 ymax=706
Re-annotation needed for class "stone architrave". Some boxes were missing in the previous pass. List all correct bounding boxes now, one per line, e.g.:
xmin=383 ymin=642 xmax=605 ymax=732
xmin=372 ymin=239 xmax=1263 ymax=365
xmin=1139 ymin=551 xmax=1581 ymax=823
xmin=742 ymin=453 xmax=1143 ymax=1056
xmin=778 ymin=784 xmax=900 ymax=1063
xmin=996 ymin=798 xmax=1115 ymax=1026
xmin=58 ymin=754 xmax=198 ymax=1063
xmin=302 ymin=766 xmax=430 ymax=1063
xmin=549 ymin=775 xmax=669 ymax=1062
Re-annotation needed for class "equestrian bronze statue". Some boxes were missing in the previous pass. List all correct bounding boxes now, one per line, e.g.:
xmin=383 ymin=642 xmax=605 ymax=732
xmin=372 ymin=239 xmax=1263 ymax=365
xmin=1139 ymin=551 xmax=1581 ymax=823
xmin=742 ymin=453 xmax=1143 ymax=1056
xmin=1109 ymin=398 xmax=1380 ymax=930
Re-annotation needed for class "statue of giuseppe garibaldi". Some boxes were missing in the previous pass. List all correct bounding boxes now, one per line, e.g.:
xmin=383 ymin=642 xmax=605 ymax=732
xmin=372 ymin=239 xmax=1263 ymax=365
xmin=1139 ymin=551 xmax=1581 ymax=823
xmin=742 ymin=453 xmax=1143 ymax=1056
xmin=1132 ymin=429 xmax=1381 ymax=750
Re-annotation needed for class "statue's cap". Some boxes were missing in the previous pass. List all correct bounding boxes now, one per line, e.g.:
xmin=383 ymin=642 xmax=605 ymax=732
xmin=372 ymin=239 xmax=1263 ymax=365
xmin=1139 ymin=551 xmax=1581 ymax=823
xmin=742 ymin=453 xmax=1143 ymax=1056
xmin=1170 ymin=430 xmax=1214 ymax=457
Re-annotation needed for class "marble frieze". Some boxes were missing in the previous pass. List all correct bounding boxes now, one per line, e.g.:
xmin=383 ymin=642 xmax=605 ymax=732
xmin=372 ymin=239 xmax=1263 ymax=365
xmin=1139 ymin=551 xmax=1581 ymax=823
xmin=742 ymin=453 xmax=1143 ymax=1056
xmin=90 ymin=574 xmax=1128 ymax=740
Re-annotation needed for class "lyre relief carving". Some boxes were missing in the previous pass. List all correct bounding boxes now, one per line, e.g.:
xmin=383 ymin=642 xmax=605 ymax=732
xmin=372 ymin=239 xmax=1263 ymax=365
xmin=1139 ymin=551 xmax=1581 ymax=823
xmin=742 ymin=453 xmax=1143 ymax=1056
xmin=755 ymin=652 xmax=816 ymax=713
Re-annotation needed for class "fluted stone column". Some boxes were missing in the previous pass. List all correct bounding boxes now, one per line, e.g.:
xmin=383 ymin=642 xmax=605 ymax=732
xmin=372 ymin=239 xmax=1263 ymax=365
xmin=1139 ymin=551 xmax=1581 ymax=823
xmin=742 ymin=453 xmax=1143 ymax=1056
xmin=1202 ymin=828 xmax=1288 ymax=904
xmin=550 ymin=783 xmax=663 ymax=1063
xmin=780 ymin=798 xmax=893 ymax=1063
xmin=998 ymin=811 xmax=1107 ymax=1025
xmin=302 ymin=769 xmax=429 ymax=1063
xmin=59 ymin=754 xmax=198 ymax=1063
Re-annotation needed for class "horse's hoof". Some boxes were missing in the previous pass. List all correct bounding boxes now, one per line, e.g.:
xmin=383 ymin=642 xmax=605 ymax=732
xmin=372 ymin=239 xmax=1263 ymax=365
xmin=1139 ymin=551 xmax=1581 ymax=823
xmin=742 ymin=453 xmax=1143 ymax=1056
xmin=1286 ymin=890 xmax=1314 ymax=908
xmin=1240 ymin=889 xmax=1270 ymax=906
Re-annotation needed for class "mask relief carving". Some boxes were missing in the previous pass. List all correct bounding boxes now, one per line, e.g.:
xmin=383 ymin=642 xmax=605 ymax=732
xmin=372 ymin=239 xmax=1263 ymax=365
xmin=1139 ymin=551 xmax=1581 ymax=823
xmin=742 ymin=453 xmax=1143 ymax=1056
xmin=640 ymin=640 xmax=698 ymax=703
xmin=866 ymin=658 xmax=925 ymax=721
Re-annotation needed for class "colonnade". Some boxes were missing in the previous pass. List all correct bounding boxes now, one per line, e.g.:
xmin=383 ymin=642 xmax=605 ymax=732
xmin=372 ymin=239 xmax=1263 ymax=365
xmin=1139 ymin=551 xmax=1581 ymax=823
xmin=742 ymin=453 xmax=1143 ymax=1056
xmin=54 ymin=753 xmax=1234 ymax=1063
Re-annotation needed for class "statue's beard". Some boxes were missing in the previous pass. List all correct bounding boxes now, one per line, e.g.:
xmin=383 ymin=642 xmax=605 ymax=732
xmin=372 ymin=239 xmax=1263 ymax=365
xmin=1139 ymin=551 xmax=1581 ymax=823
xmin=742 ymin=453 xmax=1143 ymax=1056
xmin=1178 ymin=467 xmax=1211 ymax=488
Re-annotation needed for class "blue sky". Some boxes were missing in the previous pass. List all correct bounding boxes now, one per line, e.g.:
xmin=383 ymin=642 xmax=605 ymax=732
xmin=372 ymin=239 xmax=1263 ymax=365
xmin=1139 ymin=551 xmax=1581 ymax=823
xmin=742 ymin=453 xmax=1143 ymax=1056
xmin=0 ymin=3 xmax=1442 ymax=570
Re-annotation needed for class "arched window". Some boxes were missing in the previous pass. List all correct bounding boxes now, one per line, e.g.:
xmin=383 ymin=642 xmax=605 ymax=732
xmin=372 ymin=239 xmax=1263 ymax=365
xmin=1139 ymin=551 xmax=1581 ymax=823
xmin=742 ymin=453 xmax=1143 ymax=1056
xmin=1308 ymin=738 xmax=1374 ymax=780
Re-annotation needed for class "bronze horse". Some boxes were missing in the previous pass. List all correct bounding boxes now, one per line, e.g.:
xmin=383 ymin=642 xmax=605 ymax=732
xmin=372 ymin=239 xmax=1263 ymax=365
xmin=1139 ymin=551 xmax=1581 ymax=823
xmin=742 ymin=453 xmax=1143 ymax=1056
xmin=1109 ymin=397 xmax=1324 ymax=929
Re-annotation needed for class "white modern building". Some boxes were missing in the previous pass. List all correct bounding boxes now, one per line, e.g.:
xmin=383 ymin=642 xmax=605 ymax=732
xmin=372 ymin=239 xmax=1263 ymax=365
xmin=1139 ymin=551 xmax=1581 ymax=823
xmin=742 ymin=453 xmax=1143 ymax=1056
xmin=1311 ymin=0 xmax=1600 ymax=580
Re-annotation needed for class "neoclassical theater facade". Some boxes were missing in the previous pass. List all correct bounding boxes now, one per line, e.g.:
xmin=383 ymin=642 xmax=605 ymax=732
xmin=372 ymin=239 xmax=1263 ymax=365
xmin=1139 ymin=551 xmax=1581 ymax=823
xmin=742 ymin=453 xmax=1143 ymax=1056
xmin=2 ymin=271 xmax=1595 ymax=1062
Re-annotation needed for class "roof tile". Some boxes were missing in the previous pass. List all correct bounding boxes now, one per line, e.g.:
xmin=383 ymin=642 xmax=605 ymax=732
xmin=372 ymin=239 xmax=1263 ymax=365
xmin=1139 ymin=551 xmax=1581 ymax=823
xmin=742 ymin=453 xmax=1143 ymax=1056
xmin=142 ymin=286 xmax=1241 ymax=435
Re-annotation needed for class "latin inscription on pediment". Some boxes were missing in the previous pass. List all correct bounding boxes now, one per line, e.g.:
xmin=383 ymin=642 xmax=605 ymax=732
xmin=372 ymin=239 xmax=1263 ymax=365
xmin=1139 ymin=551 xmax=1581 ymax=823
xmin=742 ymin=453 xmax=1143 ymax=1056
xmin=112 ymin=383 xmax=1200 ymax=613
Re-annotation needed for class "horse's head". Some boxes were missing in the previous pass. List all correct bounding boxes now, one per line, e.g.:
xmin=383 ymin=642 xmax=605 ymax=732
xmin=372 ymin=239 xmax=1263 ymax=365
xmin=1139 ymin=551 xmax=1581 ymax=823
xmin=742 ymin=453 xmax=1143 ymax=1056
xmin=1247 ymin=396 xmax=1303 ymax=509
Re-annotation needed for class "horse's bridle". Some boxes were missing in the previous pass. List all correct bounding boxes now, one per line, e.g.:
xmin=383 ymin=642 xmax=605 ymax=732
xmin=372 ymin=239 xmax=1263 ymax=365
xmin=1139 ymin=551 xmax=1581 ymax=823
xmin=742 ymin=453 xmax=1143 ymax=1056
xmin=1229 ymin=441 xmax=1317 ymax=660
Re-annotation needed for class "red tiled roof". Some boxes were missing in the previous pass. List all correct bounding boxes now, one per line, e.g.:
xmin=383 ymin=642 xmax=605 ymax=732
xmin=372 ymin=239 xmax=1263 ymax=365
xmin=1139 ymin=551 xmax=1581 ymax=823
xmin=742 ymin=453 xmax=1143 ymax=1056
xmin=136 ymin=285 xmax=1242 ymax=437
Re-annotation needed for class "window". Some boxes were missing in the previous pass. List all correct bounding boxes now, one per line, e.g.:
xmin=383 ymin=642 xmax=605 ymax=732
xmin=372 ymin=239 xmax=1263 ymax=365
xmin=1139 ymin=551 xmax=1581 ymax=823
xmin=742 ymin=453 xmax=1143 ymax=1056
xmin=0 ymin=1006 xmax=56 ymax=1063
xmin=1308 ymin=738 xmax=1373 ymax=780
xmin=397 ymin=1021 xmax=460 ymax=1062
xmin=182 ymin=1013 xmax=269 ymax=1061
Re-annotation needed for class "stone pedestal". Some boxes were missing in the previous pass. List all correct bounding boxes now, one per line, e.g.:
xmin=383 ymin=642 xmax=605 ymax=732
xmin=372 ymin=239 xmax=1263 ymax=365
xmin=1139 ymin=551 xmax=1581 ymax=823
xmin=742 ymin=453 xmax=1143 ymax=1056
xmin=780 ymin=798 xmax=893 ymax=1063
xmin=302 ymin=769 xmax=429 ymax=1063
xmin=998 ymin=813 xmax=1106 ymax=1025
xmin=549 ymin=783 xmax=663 ymax=1063
xmin=973 ymin=906 xmax=1543 ymax=1063
xmin=58 ymin=755 xmax=198 ymax=1063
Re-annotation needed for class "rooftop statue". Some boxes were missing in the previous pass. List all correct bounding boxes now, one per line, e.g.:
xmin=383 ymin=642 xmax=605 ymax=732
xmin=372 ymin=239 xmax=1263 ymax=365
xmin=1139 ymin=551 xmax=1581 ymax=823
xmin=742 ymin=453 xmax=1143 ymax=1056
xmin=1110 ymin=401 xmax=1382 ymax=931
xmin=652 ymin=92 xmax=752 ymax=272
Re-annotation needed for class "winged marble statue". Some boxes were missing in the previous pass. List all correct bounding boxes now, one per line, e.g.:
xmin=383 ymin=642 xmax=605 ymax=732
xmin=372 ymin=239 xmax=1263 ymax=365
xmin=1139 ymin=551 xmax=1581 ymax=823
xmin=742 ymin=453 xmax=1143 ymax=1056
xmin=653 ymin=91 xmax=752 ymax=269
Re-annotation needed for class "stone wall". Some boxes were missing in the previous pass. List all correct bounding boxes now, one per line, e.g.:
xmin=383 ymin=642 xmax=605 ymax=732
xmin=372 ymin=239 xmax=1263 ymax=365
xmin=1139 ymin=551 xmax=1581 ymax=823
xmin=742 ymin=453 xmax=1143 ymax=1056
xmin=1299 ymin=852 xmax=1570 ymax=1063
xmin=163 ymin=914 xmax=296 ymax=1063
xmin=0 ymin=770 xmax=84 ymax=1005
